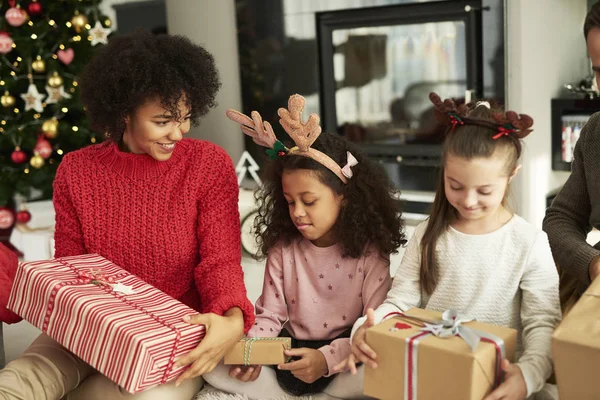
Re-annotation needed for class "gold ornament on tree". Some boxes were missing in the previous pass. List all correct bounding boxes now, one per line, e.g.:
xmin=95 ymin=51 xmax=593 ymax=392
xmin=30 ymin=153 xmax=44 ymax=169
xmin=47 ymin=72 xmax=63 ymax=88
xmin=32 ymin=56 xmax=45 ymax=73
xmin=70 ymin=11 xmax=88 ymax=33
xmin=1 ymin=91 xmax=15 ymax=108
xmin=42 ymin=117 xmax=59 ymax=139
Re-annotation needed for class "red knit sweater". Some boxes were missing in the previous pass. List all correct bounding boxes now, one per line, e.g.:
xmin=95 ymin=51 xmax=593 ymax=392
xmin=53 ymin=138 xmax=255 ymax=332
xmin=0 ymin=242 xmax=21 ymax=324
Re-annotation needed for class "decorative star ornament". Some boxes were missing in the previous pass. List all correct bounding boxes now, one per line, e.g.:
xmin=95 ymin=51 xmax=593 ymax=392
xmin=89 ymin=21 xmax=110 ymax=46
xmin=45 ymin=85 xmax=72 ymax=104
xmin=111 ymin=282 xmax=136 ymax=295
xmin=20 ymin=84 xmax=45 ymax=112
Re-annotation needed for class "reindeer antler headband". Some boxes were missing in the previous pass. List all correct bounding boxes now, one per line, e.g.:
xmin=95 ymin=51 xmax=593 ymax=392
xmin=226 ymin=94 xmax=358 ymax=183
xmin=429 ymin=92 xmax=534 ymax=139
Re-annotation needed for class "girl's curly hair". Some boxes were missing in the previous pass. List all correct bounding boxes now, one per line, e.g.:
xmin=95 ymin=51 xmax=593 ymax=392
xmin=79 ymin=30 xmax=221 ymax=141
xmin=254 ymin=132 xmax=406 ymax=259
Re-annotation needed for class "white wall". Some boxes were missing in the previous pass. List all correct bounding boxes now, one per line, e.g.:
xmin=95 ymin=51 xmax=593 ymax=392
xmin=165 ymin=0 xmax=244 ymax=161
xmin=506 ymin=0 xmax=589 ymax=227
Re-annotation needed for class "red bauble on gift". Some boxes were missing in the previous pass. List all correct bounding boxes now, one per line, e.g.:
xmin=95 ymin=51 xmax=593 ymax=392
xmin=27 ymin=0 xmax=42 ymax=16
xmin=35 ymin=136 xmax=52 ymax=159
xmin=11 ymin=147 xmax=26 ymax=164
xmin=0 ymin=207 xmax=15 ymax=230
xmin=16 ymin=209 xmax=31 ymax=224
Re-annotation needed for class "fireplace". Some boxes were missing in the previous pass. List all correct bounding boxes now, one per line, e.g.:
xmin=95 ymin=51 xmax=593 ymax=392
xmin=315 ymin=0 xmax=505 ymax=192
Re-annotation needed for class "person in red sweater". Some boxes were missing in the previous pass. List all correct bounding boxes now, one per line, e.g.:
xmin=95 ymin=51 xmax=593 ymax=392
xmin=0 ymin=243 xmax=20 ymax=325
xmin=0 ymin=31 xmax=255 ymax=400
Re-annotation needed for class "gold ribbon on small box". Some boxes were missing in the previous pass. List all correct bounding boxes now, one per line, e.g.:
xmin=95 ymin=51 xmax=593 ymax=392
xmin=384 ymin=309 xmax=507 ymax=400
xmin=240 ymin=337 xmax=292 ymax=366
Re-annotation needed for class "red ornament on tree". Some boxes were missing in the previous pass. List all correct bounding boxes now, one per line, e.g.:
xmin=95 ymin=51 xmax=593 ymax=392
xmin=5 ymin=6 xmax=27 ymax=27
xmin=34 ymin=136 xmax=52 ymax=159
xmin=0 ymin=32 xmax=13 ymax=55
xmin=0 ymin=207 xmax=15 ymax=230
xmin=11 ymin=147 xmax=26 ymax=164
xmin=27 ymin=0 xmax=42 ymax=16
xmin=16 ymin=209 xmax=31 ymax=224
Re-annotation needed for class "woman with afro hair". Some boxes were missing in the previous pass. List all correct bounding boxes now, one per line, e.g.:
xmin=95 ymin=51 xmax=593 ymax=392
xmin=0 ymin=31 xmax=254 ymax=399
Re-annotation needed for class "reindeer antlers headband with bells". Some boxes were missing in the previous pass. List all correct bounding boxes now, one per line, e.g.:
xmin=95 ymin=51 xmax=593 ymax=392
xmin=226 ymin=94 xmax=358 ymax=183
xmin=429 ymin=92 xmax=534 ymax=139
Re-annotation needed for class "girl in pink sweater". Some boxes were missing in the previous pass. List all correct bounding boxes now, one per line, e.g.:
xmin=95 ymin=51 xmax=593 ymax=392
xmin=204 ymin=95 xmax=406 ymax=399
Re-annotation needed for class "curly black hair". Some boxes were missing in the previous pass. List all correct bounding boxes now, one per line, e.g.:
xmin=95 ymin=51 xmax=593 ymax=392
xmin=254 ymin=132 xmax=406 ymax=259
xmin=79 ymin=30 xmax=221 ymax=141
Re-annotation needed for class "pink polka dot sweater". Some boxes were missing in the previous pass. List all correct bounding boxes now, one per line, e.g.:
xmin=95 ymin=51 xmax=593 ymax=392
xmin=52 ymin=138 xmax=255 ymax=332
xmin=248 ymin=238 xmax=391 ymax=375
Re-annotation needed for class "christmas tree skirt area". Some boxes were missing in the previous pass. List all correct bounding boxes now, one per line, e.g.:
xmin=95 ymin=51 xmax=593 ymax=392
xmin=194 ymin=384 xmax=337 ymax=400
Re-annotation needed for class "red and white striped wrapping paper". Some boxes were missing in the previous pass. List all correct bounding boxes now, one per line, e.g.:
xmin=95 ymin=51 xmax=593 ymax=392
xmin=7 ymin=253 xmax=205 ymax=393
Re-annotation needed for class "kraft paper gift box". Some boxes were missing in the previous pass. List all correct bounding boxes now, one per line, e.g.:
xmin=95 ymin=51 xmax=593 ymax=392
xmin=7 ymin=254 xmax=205 ymax=393
xmin=364 ymin=308 xmax=517 ymax=400
xmin=552 ymin=275 xmax=600 ymax=399
xmin=224 ymin=337 xmax=291 ymax=365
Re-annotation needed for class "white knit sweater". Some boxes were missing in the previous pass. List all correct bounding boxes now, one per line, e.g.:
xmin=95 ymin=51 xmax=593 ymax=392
xmin=353 ymin=215 xmax=561 ymax=397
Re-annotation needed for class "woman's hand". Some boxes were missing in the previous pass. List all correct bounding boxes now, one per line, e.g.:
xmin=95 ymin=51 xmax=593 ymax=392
xmin=174 ymin=307 xmax=244 ymax=386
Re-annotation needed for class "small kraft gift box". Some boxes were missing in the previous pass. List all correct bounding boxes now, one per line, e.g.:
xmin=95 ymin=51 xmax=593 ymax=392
xmin=552 ymin=275 xmax=600 ymax=399
xmin=224 ymin=337 xmax=291 ymax=365
xmin=7 ymin=253 xmax=205 ymax=393
xmin=364 ymin=308 xmax=517 ymax=400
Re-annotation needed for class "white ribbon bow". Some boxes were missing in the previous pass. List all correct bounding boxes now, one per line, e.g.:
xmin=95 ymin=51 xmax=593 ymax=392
xmin=341 ymin=151 xmax=358 ymax=179
xmin=421 ymin=309 xmax=481 ymax=352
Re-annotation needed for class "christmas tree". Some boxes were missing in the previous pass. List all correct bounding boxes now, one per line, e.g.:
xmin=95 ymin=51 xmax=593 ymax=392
xmin=0 ymin=0 xmax=111 ymax=218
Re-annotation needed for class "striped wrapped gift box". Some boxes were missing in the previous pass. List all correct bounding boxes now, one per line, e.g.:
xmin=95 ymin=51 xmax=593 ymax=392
xmin=7 ymin=253 xmax=205 ymax=393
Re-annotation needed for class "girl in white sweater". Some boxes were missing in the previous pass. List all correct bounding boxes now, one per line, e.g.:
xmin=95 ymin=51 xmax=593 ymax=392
xmin=336 ymin=93 xmax=561 ymax=400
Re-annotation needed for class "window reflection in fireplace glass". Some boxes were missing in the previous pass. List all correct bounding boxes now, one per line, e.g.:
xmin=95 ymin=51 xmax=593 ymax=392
xmin=333 ymin=21 xmax=467 ymax=146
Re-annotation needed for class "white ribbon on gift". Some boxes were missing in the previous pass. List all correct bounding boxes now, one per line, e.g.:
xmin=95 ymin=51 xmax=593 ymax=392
xmin=420 ymin=309 xmax=481 ymax=352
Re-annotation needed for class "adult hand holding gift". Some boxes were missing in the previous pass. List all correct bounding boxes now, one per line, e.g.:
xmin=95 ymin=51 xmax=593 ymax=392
xmin=175 ymin=308 xmax=245 ymax=386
